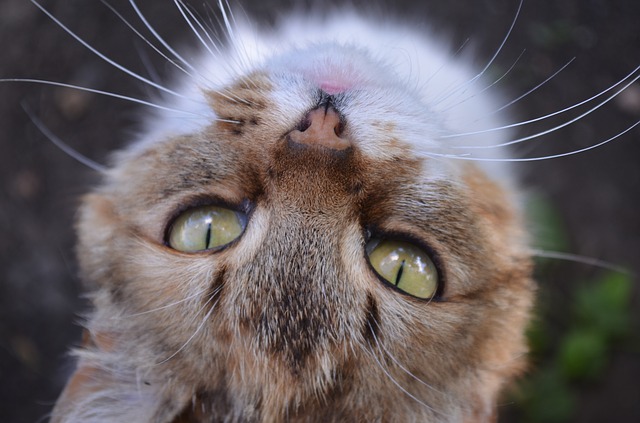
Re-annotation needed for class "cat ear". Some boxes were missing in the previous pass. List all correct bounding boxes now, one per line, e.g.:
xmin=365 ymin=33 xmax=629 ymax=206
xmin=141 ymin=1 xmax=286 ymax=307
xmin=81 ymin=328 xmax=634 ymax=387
xmin=49 ymin=329 xmax=117 ymax=423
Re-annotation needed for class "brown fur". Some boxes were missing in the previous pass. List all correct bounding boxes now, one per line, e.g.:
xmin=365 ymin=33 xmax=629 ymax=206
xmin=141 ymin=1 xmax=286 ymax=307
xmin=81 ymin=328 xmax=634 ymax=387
xmin=52 ymin=65 xmax=534 ymax=422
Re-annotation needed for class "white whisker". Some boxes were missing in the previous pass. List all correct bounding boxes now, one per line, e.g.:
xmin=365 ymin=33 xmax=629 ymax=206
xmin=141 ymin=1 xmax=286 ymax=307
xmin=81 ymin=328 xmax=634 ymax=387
xmin=99 ymin=0 xmax=195 ymax=79
xmin=204 ymin=1 xmax=227 ymax=41
xmin=135 ymin=41 xmax=163 ymax=87
xmin=443 ymin=64 xmax=640 ymax=140
xmin=128 ymin=0 xmax=201 ymax=75
xmin=223 ymin=0 xmax=239 ymax=28
xmin=365 ymin=322 xmax=445 ymax=417
xmin=30 ymin=0 xmax=187 ymax=99
xmin=174 ymin=0 xmax=254 ymax=107
xmin=423 ymin=37 xmax=470 ymax=89
xmin=433 ymin=0 xmax=523 ymax=105
xmin=439 ymin=49 xmax=527 ymax=113
xmin=423 ymin=118 xmax=640 ymax=162
xmin=170 ymin=1 xmax=253 ymax=107
xmin=203 ymin=2 xmax=250 ymax=78
xmin=174 ymin=0 xmax=219 ymax=59
xmin=450 ymin=70 xmax=640 ymax=150
xmin=474 ymin=0 xmax=523 ymax=81
xmin=369 ymin=320 xmax=445 ymax=395
xmin=176 ymin=0 xmax=225 ymax=57
xmin=199 ymin=2 xmax=226 ymax=40
xmin=479 ymin=57 xmax=575 ymax=117
xmin=217 ymin=0 xmax=236 ymax=46
xmin=155 ymin=295 xmax=220 ymax=366
xmin=217 ymin=0 xmax=251 ymax=73
xmin=21 ymin=102 xmax=107 ymax=173
xmin=531 ymin=249 xmax=630 ymax=274
xmin=2 ymin=78 xmax=205 ymax=117
xmin=123 ymin=286 xmax=220 ymax=318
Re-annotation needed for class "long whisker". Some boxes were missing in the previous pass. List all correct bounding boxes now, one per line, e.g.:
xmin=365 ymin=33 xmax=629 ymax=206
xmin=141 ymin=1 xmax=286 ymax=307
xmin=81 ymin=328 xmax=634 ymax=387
xmin=442 ymin=64 xmax=640 ymax=140
xmin=30 ymin=0 xmax=187 ymax=99
xmin=422 ymin=37 xmax=470 ymax=89
xmin=204 ymin=1 xmax=227 ymax=42
xmin=369 ymin=320 xmax=445 ymax=395
xmin=198 ymin=1 xmax=226 ymax=43
xmin=128 ymin=0 xmax=201 ymax=75
xmin=175 ymin=0 xmax=223 ymax=58
xmin=3 ymin=78 xmax=207 ymax=117
xmin=173 ymin=0 xmax=253 ymax=107
xmin=99 ymin=0 xmax=195 ymax=79
xmin=439 ymin=49 xmax=527 ymax=113
xmin=185 ymin=1 xmax=257 ymax=106
xmin=223 ymin=0 xmax=240 ymax=28
xmin=217 ymin=0 xmax=251 ymax=72
xmin=473 ymin=0 xmax=523 ymax=82
xmin=217 ymin=0 xmax=237 ymax=46
xmin=123 ymin=286 xmax=220 ymax=318
xmin=365 ymin=322 xmax=445 ymax=416
xmin=531 ymin=249 xmax=630 ymax=274
xmin=452 ymin=73 xmax=640 ymax=150
xmin=21 ymin=102 xmax=107 ymax=173
xmin=155 ymin=295 xmax=220 ymax=366
xmin=172 ymin=0 xmax=254 ymax=107
xmin=136 ymin=41 xmax=164 ymax=88
xmin=422 ymin=118 xmax=640 ymax=162
xmin=478 ymin=57 xmax=575 ymax=117
xmin=433 ymin=0 xmax=523 ymax=105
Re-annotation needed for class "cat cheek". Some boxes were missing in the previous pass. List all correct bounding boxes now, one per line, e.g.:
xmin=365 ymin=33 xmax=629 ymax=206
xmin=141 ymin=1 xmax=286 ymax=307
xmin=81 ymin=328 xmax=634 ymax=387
xmin=77 ymin=193 xmax=121 ymax=287
xmin=51 ymin=330 xmax=117 ymax=422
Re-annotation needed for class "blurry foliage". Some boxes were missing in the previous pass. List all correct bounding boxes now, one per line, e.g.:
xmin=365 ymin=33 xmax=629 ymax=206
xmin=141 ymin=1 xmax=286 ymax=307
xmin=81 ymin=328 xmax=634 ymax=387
xmin=510 ymin=194 xmax=636 ymax=423
xmin=527 ymin=20 xmax=575 ymax=50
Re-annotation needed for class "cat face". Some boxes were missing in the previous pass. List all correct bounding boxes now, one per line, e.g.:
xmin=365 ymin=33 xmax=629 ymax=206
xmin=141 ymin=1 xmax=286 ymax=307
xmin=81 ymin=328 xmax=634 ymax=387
xmin=63 ymin=19 xmax=535 ymax=421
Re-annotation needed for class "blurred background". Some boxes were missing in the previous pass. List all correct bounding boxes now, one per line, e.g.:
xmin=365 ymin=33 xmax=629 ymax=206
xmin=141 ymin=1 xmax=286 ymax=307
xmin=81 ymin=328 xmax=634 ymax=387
xmin=0 ymin=0 xmax=638 ymax=422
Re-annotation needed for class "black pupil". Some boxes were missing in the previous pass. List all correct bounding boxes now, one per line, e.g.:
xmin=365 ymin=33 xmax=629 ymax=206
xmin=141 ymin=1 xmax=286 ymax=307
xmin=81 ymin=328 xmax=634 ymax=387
xmin=394 ymin=259 xmax=406 ymax=286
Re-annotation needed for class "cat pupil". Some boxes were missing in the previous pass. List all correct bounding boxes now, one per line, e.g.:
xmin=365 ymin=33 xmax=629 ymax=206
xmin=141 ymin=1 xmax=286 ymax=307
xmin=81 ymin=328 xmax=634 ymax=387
xmin=395 ymin=259 xmax=406 ymax=286
xmin=204 ymin=222 xmax=212 ymax=249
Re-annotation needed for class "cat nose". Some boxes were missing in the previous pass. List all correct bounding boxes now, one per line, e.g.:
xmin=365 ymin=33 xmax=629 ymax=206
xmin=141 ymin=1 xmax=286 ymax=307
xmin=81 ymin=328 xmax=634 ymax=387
xmin=288 ymin=105 xmax=350 ymax=151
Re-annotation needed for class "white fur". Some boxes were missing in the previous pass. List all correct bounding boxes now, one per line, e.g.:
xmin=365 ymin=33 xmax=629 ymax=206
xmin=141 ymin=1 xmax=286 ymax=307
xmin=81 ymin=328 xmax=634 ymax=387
xmin=131 ymin=10 xmax=514 ymax=184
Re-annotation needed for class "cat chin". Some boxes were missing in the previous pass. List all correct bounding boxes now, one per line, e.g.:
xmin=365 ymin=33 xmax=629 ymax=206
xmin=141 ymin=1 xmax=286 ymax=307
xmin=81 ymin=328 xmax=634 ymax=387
xmin=129 ymin=12 xmax=510 ymax=167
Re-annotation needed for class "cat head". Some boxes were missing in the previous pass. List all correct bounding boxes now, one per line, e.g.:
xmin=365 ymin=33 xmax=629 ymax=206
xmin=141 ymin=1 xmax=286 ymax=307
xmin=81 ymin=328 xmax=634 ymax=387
xmin=60 ymin=12 xmax=534 ymax=422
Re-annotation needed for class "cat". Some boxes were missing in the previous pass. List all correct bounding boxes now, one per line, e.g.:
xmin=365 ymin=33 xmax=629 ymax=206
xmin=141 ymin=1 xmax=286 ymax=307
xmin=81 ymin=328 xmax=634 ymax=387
xmin=3 ymin=1 xmax=638 ymax=423
xmin=44 ymin=2 xmax=537 ymax=421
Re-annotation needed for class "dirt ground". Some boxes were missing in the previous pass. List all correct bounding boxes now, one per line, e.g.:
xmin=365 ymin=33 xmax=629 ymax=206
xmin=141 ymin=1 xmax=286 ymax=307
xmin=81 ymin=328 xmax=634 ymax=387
xmin=0 ymin=1 xmax=638 ymax=422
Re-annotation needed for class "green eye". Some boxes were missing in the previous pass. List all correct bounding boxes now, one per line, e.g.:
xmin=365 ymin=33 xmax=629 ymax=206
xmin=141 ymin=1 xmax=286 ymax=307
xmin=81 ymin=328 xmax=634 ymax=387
xmin=168 ymin=205 xmax=245 ymax=252
xmin=366 ymin=239 xmax=439 ymax=299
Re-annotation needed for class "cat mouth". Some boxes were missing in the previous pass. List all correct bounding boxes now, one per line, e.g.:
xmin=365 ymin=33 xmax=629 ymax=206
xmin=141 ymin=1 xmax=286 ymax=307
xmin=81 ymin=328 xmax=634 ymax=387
xmin=318 ymin=80 xmax=352 ymax=95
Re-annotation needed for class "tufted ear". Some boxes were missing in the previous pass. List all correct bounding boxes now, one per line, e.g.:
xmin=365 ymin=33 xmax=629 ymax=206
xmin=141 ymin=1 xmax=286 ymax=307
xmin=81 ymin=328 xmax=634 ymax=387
xmin=50 ymin=330 xmax=117 ymax=423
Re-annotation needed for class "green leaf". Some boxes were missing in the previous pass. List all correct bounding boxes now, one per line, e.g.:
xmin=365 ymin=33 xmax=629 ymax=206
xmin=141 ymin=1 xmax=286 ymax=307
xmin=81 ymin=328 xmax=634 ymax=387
xmin=526 ymin=193 xmax=569 ymax=257
xmin=598 ymin=272 xmax=633 ymax=310
xmin=526 ymin=314 xmax=550 ymax=356
xmin=558 ymin=329 xmax=607 ymax=381
xmin=518 ymin=367 xmax=575 ymax=423
xmin=574 ymin=271 xmax=632 ymax=339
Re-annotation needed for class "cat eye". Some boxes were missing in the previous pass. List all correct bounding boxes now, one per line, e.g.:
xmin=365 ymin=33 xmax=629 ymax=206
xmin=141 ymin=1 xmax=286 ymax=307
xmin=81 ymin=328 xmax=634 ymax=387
xmin=366 ymin=239 xmax=439 ymax=299
xmin=167 ymin=205 xmax=246 ymax=252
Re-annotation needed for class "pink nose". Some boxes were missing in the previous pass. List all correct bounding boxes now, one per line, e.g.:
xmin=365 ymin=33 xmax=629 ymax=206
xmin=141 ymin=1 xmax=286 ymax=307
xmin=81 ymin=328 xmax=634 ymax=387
xmin=288 ymin=106 xmax=350 ymax=151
